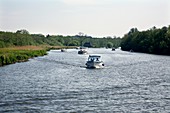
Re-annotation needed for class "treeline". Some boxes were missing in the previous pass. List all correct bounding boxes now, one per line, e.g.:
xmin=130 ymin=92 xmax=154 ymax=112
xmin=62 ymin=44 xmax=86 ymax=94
xmin=0 ymin=30 xmax=121 ymax=48
xmin=0 ymin=29 xmax=121 ymax=66
xmin=121 ymin=26 xmax=170 ymax=55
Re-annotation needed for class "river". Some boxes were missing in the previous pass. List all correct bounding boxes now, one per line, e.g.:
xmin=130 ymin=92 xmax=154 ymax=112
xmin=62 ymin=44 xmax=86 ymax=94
xmin=0 ymin=48 xmax=170 ymax=112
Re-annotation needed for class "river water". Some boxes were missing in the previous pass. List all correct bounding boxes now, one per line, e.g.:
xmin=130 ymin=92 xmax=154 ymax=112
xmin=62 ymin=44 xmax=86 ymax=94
xmin=0 ymin=48 xmax=170 ymax=113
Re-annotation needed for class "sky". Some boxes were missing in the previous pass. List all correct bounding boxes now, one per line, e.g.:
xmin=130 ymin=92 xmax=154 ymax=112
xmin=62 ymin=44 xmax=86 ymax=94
xmin=0 ymin=0 xmax=170 ymax=37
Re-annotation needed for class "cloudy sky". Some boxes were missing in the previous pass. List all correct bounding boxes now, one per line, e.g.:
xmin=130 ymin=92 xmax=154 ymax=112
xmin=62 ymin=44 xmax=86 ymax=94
xmin=0 ymin=0 xmax=170 ymax=37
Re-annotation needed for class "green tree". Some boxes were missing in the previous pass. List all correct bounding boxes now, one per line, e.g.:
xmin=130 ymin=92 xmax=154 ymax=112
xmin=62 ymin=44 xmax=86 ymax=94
xmin=107 ymin=42 xmax=113 ymax=48
xmin=16 ymin=29 xmax=29 ymax=34
xmin=68 ymin=40 xmax=80 ymax=46
xmin=121 ymin=26 xmax=170 ymax=55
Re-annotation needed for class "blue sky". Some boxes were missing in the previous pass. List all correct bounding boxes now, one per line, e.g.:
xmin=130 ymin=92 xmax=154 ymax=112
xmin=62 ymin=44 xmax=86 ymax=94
xmin=0 ymin=0 xmax=170 ymax=37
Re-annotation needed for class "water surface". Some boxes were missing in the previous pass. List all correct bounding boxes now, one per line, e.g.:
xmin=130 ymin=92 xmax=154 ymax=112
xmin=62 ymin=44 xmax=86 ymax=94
xmin=0 ymin=48 xmax=170 ymax=112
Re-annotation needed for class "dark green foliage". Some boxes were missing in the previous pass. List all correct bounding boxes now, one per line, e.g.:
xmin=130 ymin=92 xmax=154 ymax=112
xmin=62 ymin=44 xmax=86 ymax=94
xmin=121 ymin=26 xmax=170 ymax=55
xmin=68 ymin=40 xmax=80 ymax=46
xmin=83 ymin=42 xmax=92 ymax=47
xmin=16 ymin=29 xmax=29 ymax=34
xmin=0 ymin=41 xmax=5 ymax=48
xmin=73 ymin=36 xmax=121 ymax=48
xmin=0 ymin=30 xmax=121 ymax=48
xmin=107 ymin=42 xmax=113 ymax=48
xmin=0 ymin=31 xmax=63 ymax=47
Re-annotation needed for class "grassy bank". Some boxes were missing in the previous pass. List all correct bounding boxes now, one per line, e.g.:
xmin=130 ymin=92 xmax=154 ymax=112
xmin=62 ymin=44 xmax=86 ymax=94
xmin=0 ymin=46 xmax=48 ymax=66
xmin=0 ymin=46 xmax=77 ymax=66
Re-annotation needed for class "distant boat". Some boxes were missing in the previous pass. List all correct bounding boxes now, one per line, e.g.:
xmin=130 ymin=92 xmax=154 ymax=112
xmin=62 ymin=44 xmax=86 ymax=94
xmin=78 ymin=49 xmax=88 ymax=54
xmin=112 ymin=47 xmax=116 ymax=51
xmin=78 ymin=47 xmax=88 ymax=54
xmin=85 ymin=55 xmax=104 ymax=69
xmin=130 ymin=49 xmax=134 ymax=52
xmin=61 ymin=49 xmax=67 ymax=52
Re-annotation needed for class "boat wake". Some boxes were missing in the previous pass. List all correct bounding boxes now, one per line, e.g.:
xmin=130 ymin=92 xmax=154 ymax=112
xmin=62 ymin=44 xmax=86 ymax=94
xmin=34 ymin=58 xmax=109 ymax=69
xmin=35 ymin=58 xmax=86 ymax=69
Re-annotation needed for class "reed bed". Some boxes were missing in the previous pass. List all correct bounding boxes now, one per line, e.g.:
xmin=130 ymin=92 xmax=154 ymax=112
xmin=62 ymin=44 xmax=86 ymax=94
xmin=0 ymin=46 xmax=47 ymax=66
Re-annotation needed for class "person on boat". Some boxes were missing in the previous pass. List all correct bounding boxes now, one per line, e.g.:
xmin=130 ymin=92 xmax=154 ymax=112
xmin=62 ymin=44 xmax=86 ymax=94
xmin=91 ymin=58 xmax=94 ymax=61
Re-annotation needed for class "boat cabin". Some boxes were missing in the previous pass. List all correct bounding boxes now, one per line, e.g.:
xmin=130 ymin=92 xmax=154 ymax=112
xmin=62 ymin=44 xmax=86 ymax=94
xmin=88 ymin=55 xmax=101 ymax=62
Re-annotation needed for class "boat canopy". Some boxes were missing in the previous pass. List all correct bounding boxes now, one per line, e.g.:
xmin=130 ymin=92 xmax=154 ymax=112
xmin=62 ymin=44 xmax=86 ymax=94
xmin=88 ymin=55 xmax=101 ymax=61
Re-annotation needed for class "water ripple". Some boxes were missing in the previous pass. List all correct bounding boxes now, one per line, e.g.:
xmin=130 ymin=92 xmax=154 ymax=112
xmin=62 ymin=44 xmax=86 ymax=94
xmin=0 ymin=48 xmax=170 ymax=112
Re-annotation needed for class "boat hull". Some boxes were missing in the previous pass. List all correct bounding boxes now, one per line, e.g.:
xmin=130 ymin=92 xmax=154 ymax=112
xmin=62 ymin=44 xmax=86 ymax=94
xmin=86 ymin=61 xmax=104 ymax=69
xmin=78 ymin=50 xmax=88 ymax=54
xmin=61 ymin=49 xmax=67 ymax=52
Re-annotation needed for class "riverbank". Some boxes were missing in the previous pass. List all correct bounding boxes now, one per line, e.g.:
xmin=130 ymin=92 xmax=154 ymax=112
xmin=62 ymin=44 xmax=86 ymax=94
xmin=0 ymin=45 xmax=76 ymax=66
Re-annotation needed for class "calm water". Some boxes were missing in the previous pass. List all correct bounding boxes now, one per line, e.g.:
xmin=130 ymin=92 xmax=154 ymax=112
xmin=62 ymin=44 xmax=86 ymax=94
xmin=0 ymin=48 xmax=170 ymax=113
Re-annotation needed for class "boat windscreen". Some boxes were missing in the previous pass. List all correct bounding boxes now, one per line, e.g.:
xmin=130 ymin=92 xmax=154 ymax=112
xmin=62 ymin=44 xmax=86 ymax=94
xmin=89 ymin=55 xmax=101 ymax=58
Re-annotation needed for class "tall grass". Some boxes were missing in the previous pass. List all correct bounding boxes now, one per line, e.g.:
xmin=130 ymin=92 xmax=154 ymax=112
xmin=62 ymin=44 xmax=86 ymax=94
xmin=0 ymin=45 xmax=77 ymax=66
xmin=0 ymin=46 xmax=47 ymax=66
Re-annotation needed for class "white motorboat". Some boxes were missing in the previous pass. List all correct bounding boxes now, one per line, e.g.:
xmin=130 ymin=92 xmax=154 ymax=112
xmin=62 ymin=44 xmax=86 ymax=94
xmin=85 ymin=55 xmax=104 ymax=69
